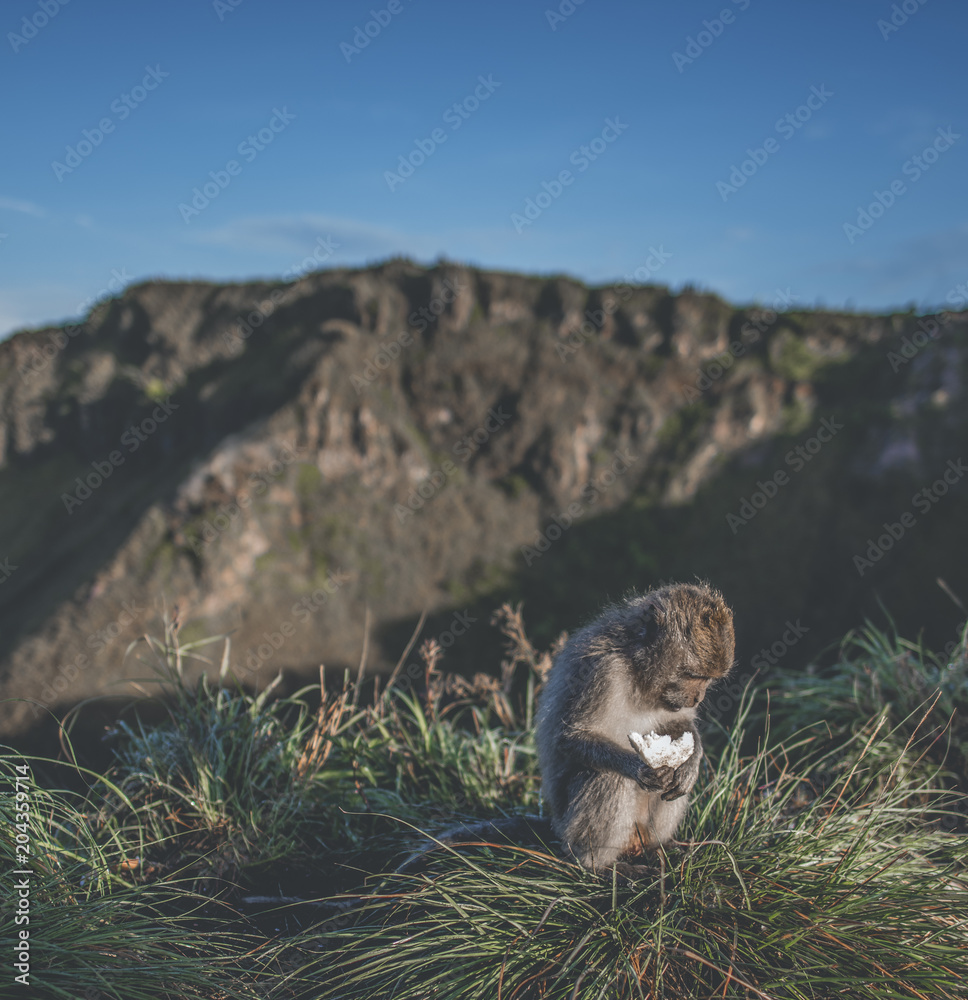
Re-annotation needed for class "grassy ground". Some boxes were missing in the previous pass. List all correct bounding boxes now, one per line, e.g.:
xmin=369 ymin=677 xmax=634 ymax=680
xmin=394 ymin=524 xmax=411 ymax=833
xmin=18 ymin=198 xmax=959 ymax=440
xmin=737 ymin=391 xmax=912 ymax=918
xmin=3 ymin=607 xmax=966 ymax=999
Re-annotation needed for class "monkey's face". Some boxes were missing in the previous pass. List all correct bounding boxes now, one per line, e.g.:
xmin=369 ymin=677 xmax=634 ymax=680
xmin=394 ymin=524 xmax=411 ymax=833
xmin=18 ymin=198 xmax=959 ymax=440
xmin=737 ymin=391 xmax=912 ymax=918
xmin=660 ymin=672 xmax=712 ymax=712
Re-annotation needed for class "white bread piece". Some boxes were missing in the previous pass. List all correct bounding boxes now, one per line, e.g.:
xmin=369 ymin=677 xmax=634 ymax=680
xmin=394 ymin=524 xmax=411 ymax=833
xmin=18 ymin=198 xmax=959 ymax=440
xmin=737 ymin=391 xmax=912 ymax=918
xmin=628 ymin=729 xmax=695 ymax=769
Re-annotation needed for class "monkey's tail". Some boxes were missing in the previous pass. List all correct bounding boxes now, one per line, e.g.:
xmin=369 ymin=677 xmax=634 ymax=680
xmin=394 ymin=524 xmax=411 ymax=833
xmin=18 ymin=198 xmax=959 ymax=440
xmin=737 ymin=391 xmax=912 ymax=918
xmin=396 ymin=814 xmax=552 ymax=873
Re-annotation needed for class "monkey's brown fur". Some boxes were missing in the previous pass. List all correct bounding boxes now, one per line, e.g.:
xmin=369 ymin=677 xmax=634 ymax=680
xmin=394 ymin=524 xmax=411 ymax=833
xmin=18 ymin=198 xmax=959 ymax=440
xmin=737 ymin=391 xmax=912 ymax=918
xmin=535 ymin=582 xmax=734 ymax=869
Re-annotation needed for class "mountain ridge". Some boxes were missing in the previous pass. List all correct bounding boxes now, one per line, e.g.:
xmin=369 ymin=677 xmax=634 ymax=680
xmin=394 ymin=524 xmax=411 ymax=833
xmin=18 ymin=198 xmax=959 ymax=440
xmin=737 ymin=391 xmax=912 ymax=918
xmin=1 ymin=258 xmax=965 ymax=740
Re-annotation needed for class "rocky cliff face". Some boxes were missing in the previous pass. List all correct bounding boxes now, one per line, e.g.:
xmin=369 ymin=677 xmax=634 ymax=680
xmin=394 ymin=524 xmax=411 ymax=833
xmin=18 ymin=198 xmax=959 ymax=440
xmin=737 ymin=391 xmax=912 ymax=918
xmin=1 ymin=259 xmax=965 ymax=740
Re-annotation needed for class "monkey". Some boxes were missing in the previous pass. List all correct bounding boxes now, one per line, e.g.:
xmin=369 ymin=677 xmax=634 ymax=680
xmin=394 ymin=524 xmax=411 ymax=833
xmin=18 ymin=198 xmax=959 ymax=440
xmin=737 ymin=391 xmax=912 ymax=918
xmin=535 ymin=582 xmax=735 ymax=871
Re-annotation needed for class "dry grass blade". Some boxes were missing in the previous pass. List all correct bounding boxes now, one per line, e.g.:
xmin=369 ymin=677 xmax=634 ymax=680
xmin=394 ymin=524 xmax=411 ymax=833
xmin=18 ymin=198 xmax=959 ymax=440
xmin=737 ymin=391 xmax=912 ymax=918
xmin=350 ymin=604 xmax=371 ymax=711
xmin=384 ymin=608 xmax=429 ymax=694
xmin=296 ymin=665 xmax=352 ymax=778
xmin=490 ymin=601 xmax=566 ymax=688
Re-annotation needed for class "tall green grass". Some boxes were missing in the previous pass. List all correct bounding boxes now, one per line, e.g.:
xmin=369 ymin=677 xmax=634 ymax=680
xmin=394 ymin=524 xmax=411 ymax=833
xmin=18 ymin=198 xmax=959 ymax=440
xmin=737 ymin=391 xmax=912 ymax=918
xmin=1 ymin=607 xmax=965 ymax=998
xmin=0 ymin=753 xmax=272 ymax=999
xmin=753 ymin=620 xmax=968 ymax=787
xmin=303 ymin=704 xmax=967 ymax=999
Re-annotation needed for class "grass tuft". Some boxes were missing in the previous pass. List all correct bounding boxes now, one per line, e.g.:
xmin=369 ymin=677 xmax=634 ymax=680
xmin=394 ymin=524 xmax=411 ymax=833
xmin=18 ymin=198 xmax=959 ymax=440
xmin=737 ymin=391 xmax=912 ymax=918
xmin=2 ymin=608 xmax=965 ymax=998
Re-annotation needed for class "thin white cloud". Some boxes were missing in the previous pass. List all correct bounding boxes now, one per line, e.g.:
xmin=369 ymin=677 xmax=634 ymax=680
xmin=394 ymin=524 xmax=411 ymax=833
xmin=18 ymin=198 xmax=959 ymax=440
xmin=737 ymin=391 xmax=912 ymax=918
xmin=187 ymin=213 xmax=431 ymax=260
xmin=0 ymin=197 xmax=45 ymax=217
xmin=807 ymin=223 xmax=968 ymax=309
xmin=815 ymin=223 xmax=968 ymax=280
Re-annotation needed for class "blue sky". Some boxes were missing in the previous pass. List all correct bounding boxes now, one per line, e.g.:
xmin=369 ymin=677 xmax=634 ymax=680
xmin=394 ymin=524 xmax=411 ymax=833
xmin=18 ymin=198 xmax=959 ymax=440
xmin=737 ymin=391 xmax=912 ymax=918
xmin=1 ymin=0 xmax=965 ymax=338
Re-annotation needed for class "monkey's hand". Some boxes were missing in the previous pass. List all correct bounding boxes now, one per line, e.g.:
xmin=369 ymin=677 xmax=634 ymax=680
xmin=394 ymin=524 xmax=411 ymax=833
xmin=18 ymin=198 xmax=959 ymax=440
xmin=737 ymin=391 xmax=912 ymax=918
xmin=660 ymin=758 xmax=700 ymax=801
xmin=634 ymin=762 xmax=675 ymax=792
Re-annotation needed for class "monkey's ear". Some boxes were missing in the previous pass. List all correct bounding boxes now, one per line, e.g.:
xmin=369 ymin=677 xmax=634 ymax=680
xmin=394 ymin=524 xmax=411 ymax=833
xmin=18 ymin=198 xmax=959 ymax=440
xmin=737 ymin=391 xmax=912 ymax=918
xmin=708 ymin=605 xmax=731 ymax=627
xmin=639 ymin=600 xmax=665 ymax=639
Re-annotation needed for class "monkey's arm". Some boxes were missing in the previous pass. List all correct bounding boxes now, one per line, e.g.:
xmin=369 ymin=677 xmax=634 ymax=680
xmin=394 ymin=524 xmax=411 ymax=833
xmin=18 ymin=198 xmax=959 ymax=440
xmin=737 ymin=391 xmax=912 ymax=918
xmin=559 ymin=730 xmax=674 ymax=792
xmin=660 ymin=726 xmax=704 ymax=801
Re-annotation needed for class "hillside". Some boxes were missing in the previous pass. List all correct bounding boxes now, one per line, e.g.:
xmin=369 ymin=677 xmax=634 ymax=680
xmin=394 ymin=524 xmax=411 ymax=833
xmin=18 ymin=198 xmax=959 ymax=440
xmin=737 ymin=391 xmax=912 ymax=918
xmin=0 ymin=258 xmax=966 ymax=740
